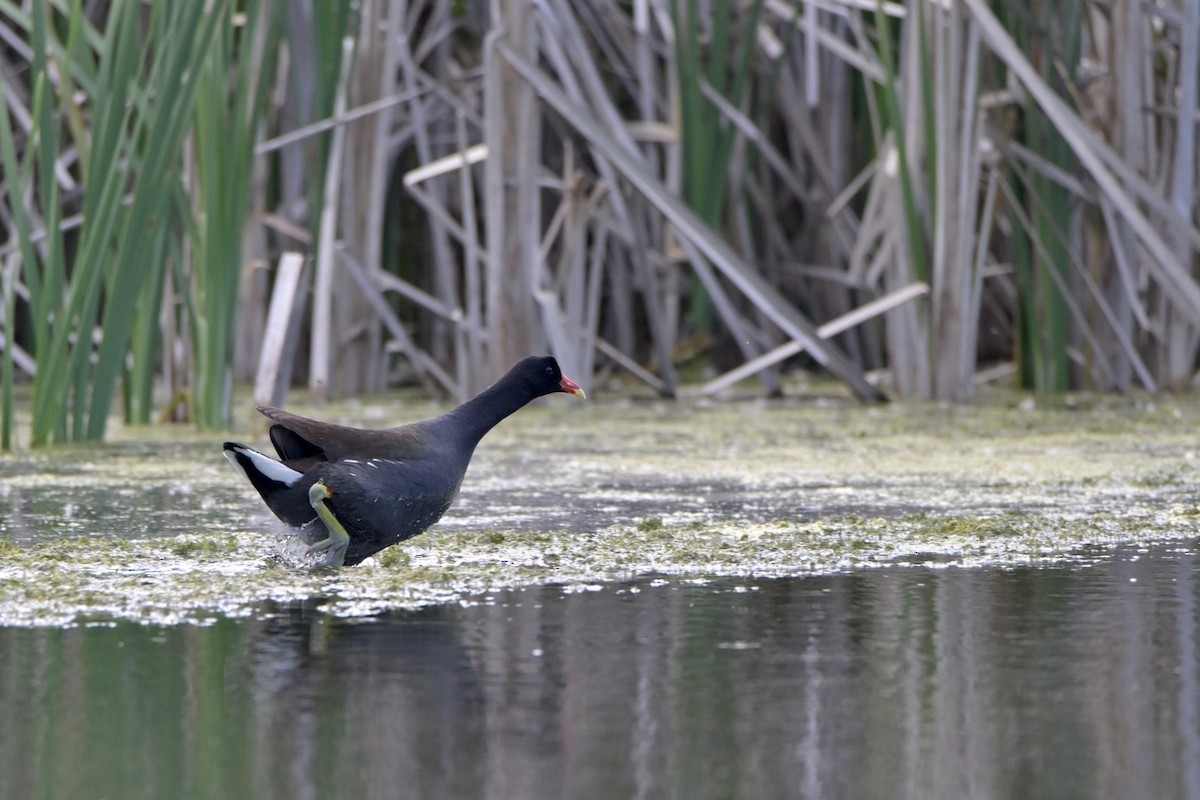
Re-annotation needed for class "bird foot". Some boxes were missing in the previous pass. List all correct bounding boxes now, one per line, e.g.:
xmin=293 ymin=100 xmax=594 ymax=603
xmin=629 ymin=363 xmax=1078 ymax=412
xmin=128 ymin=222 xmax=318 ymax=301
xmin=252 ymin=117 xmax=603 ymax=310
xmin=305 ymin=481 xmax=349 ymax=567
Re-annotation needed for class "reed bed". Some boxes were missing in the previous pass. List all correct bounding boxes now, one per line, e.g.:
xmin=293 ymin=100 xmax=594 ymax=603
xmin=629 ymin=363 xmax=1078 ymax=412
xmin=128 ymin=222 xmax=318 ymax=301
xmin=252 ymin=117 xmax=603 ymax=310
xmin=0 ymin=0 xmax=1197 ymax=447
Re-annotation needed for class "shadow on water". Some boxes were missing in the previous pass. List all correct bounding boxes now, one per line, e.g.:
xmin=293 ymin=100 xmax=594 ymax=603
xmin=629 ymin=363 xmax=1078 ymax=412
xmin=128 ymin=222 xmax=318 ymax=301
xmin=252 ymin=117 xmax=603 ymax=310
xmin=1 ymin=542 xmax=1199 ymax=799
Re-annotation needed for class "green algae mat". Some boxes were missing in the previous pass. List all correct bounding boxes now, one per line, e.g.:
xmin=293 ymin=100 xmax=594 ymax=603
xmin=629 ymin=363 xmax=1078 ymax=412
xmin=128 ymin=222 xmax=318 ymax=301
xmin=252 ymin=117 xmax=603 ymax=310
xmin=1 ymin=392 xmax=1198 ymax=625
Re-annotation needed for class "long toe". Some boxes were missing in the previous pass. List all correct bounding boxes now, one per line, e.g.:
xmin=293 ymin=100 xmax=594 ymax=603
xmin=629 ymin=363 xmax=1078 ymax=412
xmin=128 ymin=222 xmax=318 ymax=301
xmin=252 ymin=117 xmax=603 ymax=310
xmin=306 ymin=536 xmax=349 ymax=568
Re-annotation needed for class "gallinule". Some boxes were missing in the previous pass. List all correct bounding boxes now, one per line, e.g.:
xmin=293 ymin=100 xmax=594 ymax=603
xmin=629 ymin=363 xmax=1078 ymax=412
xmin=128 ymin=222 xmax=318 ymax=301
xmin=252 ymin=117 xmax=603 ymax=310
xmin=223 ymin=356 xmax=585 ymax=566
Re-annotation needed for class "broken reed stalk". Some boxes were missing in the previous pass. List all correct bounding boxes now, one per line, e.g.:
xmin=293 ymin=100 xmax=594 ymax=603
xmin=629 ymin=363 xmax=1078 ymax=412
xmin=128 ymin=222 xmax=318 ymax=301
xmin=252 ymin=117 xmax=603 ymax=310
xmin=309 ymin=37 xmax=355 ymax=404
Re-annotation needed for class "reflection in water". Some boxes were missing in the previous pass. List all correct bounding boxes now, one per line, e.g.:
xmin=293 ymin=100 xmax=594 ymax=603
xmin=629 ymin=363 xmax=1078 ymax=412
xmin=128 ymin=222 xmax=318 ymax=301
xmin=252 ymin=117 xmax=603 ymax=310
xmin=1 ymin=543 xmax=1198 ymax=799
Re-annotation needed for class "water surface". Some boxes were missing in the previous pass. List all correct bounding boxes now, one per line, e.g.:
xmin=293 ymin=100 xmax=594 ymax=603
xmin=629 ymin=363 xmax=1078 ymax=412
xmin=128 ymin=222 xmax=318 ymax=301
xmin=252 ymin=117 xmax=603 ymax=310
xmin=2 ymin=543 xmax=1198 ymax=799
xmin=2 ymin=395 xmax=1200 ymax=797
xmin=2 ymin=396 xmax=1198 ymax=623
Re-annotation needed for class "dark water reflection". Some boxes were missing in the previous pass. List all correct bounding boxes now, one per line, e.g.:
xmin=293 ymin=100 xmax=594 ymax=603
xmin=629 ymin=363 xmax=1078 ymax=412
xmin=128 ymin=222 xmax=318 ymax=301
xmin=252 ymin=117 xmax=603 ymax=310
xmin=3 ymin=542 xmax=1199 ymax=800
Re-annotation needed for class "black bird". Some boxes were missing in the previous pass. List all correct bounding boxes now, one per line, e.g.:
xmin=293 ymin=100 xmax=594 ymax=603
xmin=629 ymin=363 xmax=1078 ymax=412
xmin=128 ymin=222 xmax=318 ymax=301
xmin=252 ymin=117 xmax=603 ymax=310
xmin=223 ymin=356 xmax=585 ymax=566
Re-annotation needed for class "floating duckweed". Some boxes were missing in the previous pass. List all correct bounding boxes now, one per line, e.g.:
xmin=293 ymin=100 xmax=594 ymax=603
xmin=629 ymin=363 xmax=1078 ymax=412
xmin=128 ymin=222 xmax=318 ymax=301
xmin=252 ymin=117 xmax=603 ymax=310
xmin=913 ymin=515 xmax=1025 ymax=539
xmin=2 ymin=392 xmax=1200 ymax=626
xmin=1131 ymin=464 xmax=1195 ymax=488
xmin=377 ymin=547 xmax=411 ymax=569
xmin=168 ymin=535 xmax=238 ymax=558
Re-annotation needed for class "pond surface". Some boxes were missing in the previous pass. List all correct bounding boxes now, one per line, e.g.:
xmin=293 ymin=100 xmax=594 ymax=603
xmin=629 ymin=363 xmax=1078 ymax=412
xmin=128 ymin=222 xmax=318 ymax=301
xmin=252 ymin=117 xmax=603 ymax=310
xmin=2 ymin=545 xmax=1199 ymax=799
xmin=2 ymin=392 xmax=1200 ymax=797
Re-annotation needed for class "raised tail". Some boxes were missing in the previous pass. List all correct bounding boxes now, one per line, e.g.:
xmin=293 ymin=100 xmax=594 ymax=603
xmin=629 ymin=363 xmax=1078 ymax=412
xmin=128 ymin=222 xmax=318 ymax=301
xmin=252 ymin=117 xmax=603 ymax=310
xmin=223 ymin=442 xmax=315 ymax=527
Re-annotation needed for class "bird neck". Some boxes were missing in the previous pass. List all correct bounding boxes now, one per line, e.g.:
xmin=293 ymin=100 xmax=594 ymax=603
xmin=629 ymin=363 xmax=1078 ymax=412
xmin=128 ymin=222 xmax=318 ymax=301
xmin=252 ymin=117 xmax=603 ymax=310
xmin=440 ymin=376 xmax=536 ymax=451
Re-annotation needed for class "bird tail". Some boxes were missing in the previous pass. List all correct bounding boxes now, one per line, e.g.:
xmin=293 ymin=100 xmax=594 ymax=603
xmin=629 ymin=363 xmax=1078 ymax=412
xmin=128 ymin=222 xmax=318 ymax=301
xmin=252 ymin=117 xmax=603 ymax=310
xmin=225 ymin=442 xmax=323 ymax=529
xmin=223 ymin=441 xmax=304 ymax=496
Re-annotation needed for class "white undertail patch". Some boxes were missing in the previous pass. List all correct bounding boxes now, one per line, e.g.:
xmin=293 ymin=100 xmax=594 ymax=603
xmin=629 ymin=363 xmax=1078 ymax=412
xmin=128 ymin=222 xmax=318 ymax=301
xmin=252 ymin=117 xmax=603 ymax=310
xmin=224 ymin=444 xmax=303 ymax=486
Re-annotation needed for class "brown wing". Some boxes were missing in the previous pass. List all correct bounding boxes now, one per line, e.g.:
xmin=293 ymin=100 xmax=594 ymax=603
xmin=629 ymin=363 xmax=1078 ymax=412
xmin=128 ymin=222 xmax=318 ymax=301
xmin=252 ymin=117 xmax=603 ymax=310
xmin=256 ymin=406 xmax=435 ymax=464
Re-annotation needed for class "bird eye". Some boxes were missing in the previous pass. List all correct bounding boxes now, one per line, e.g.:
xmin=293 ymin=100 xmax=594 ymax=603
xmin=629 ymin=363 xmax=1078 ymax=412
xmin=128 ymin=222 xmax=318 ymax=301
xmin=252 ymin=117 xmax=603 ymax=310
xmin=545 ymin=366 xmax=554 ymax=375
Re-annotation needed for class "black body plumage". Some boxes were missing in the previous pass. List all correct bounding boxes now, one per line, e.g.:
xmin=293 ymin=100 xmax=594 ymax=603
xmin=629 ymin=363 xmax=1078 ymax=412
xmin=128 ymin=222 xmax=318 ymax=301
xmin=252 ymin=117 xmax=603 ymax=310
xmin=223 ymin=356 xmax=583 ymax=565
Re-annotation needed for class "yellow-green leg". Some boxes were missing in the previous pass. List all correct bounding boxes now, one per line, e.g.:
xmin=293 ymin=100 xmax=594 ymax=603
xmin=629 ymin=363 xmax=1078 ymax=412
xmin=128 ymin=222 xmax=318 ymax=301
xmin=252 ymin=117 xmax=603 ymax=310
xmin=306 ymin=481 xmax=349 ymax=567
